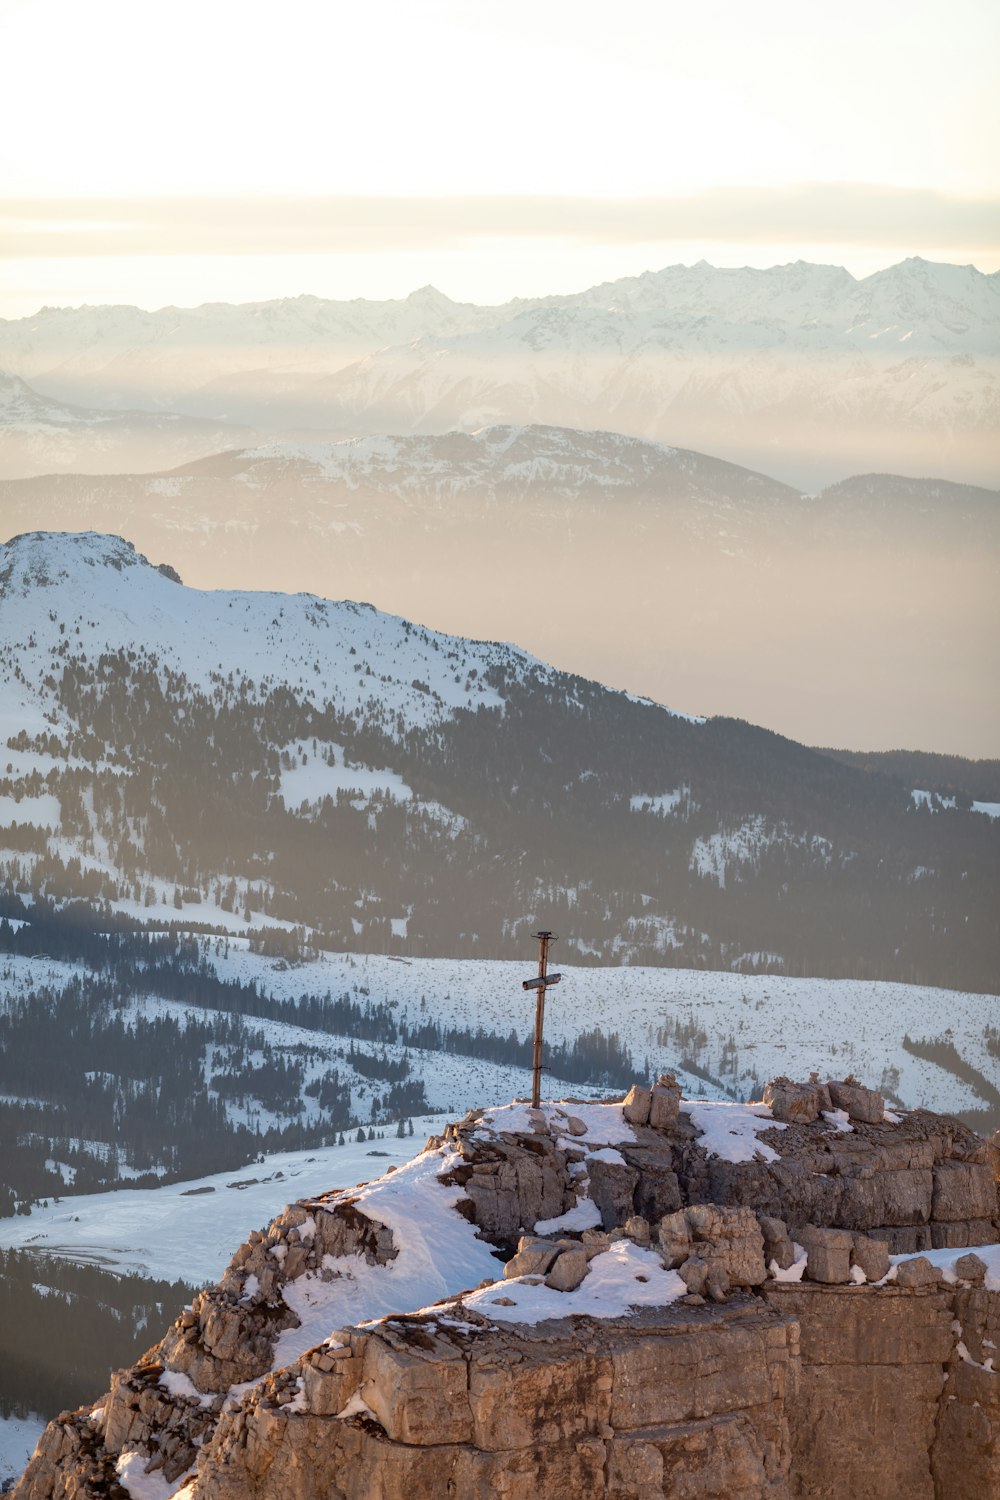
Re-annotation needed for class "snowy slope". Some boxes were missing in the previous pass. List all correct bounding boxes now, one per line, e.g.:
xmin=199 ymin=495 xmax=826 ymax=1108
xmin=0 ymin=1124 xmax=446 ymax=1284
xmin=0 ymin=1414 xmax=46 ymax=1488
xmin=0 ymin=526 xmax=996 ymax=991
xmin=200 ymin=944 xmax=1000 ymax=1120
xmin=0 ymin=528 xmax=551 ymax=734
xmin=4 ymin=936 xmax=992 ymax=1135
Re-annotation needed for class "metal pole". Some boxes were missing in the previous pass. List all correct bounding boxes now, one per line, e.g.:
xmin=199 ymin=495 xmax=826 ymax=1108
xmin=531 ymin=931 xmax=550 ymax=1109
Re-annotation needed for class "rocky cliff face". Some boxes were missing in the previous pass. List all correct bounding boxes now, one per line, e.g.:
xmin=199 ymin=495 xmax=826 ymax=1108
xmin=13 ymin=1080 xmax=1000 ymax=1500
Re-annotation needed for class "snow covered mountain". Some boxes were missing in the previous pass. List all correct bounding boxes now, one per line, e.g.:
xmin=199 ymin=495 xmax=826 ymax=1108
xmin=2 ymin=258 xmax=996 ymax=488
xmin=3 ymin=424 xmax=996 ymax=753
xmin=0 ymin=286 xmax=495 ymax=412
xmin=0 ymin=529 xmax=996 ymax=995
xmin=0 ymin=371 xmax=253 ymax=479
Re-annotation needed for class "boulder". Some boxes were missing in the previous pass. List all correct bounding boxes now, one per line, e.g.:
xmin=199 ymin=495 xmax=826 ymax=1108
xmin=581 ymin=1228 xmax=611 ymax=1259
xmin=851 ymin=1234 xmax=890 ymax=1283
xmin=544 ymin=1247 xmax=589 ymax=1292
xmin=622 ymin=1083 xmax=652 ymax=1126
xmin=686 ymin=1204 xmax=767 ymax=1287
xmin=504 ymin=1236 xmax=560 ymax=1279
xmin=649 ymin=1073 xmax=682 ymax=1130
xmin=828 ymin=1079 xmax=885 ymax=1125
xmin=895 ymin=1256 xmax=939 ymax=1289
xmin=678 ymin=1256 xmax=708 ymax=1296
xmin=764 ymin=1077 xmax=828 ymax=1125
xmin=795 ymin=1225 xmax=854 ymax=1284
xmin=624 ymin=1215 xmax=651 ymax=1247
xmin=659 ymin=1204 xmax=766 ymax=1290
xmin=658 ymin=1209 xmax=692 ymax=1269
xmin=759 ymin=1215 xmax=796 ymax=1272
xmin=705 ymin=1263 xmax=731 ymax=1303
xmin=954 ymin=1253 xmax=988 ymax=1286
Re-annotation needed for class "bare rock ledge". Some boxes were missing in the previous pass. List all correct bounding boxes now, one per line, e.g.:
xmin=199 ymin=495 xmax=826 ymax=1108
xmin=13 ymin=1075 xmax=1000 ymax=1500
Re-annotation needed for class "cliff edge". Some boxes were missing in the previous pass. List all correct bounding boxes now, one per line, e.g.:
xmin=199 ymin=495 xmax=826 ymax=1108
xmin=13 ymin=1076 xmax=1000 ymax=1500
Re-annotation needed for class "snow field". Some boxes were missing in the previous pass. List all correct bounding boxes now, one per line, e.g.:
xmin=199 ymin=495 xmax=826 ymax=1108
xmin=0 ymin=1127 xmax=446 ymax=1285
xmin=205 ymin=944 xmax=1000 ymax=1117
xmin=0 ymin=1413 xmax=46 ymax=1487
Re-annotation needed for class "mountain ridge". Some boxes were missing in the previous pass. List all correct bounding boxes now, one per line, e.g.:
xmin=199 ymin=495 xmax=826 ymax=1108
xmin=2 ymin=257 xmax=996 ymax=489
xmin=3 ymin=425 xmax=994 ymax=754
xmin=1 ymin=529 xmax=996 ymax=991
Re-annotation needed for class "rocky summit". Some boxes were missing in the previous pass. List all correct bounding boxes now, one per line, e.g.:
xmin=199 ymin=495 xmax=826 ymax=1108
xmin=13 ymin=1077 xmax=1000 ymax=1500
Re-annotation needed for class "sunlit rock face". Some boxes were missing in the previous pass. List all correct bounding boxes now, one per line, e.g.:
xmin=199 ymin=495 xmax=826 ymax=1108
xmin=12 ymin=1081 xmax=1000 ymax=1500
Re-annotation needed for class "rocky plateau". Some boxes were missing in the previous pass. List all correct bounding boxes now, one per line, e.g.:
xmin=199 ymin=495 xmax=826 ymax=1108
xmin=12 ymin=1074 xmax=1000 ymax=1500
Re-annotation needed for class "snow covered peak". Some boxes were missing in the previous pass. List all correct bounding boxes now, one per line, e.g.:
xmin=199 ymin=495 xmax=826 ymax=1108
xmin=0 ymin=529 xmax=146 ymax=594
xmin=0 ymin=530 xmax=703 ymax=745
xmin=405 ymin=284 xmax=456 ymax=309
xmin=0 ymin=530 xmax=535 ymax=734
xmin=1 ymin=258 xmax=995 ymax=489
xmin=0 ymin=370 xmax=79 ymax=422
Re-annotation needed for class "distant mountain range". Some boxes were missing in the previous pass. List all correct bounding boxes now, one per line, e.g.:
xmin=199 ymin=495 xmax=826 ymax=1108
xmin=0 ymin=371 xmax=251 ymax=478
xmin=0 ymin=529 xmax=996 ymax=993
xmin=1 ymin=257 xmax=997 ymax=487
xmin=3 ymin=424 xmax=996 ymax=753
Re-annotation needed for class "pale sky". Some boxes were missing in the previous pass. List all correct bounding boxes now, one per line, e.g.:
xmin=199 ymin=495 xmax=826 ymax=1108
xmin=1 ymin=0 xmax=998 ymax=314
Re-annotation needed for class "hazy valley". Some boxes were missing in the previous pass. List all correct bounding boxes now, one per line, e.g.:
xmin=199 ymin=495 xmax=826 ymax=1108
xmin=1 ymin=258 xmax=997 ymax=490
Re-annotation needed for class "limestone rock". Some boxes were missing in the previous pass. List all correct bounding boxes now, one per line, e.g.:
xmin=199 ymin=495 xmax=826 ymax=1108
xmin=851 ymin=1234 xmax=890 ymax=1283
xmin=954 ymin=1252 xmax=988 ymax=1286
xmin=705 ymin=1263 xmax=731 ymax=1303
xmin=544 ymin=1247 xmax=589 ymax=1291
xmin=895 ymin=1255 xmax=939 ymax=1288
xmin=764 ymin=1076 xmax=829 ymax=1125
xmin=930 ymin=1219 xmax=998 ymax=1249
xmin=581 ymin=1227 xmax=611 ymax=1259
xmin=828 ymin=1079 xmax=885 ymax=1125
xmin=932 ymin=1159 xmax=999 ymax=1222
xmin=659 ymin=1203 xmax=766 ymax=1296
xmin=986 ymin=1128 xmax=1000 ymax=1182
xmin=623 ymin=1215 xmax=651 ymax=1247
xmin=587 ymin=1154 xmax=639 ymax=1229
xmin=15 ymin=1089 xmax=1000 ymax=1500
xmin=621 ymin=1143 xmax=682 ymax=1221
xmin=678 ymin=1256 xmax=708 ymax=1296
xmin=621 ymin=1083 xmax=652 ymax=1126
xmin=503 ymin=1236 xmax=560 ymax=1278
xmin=759 ymin=1215 xmax=797 ymax=1272
xmin=763 ymin=1282 xmax=958 ymax=1500
xmin=795 ymin=1225 xmax=855 ymax=1284
xmin=648 ymin=1073 xmax=682 ymax=1130
xmin=838 ymin=1166 xmax=934 ymax=1231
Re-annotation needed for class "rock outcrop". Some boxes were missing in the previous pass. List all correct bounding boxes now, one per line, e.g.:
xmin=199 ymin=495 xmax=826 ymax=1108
xmin=12 ymin=1079 xmax=1000 ymax=1500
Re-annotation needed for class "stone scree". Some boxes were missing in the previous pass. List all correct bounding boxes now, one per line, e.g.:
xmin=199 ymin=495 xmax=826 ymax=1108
xmin=13 ymin=1076 xmax=1000 ymax=1500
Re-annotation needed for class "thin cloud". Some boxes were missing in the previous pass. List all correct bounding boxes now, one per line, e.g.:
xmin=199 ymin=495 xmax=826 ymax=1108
xmin=2 ymin=185 xmax=998 ymax=258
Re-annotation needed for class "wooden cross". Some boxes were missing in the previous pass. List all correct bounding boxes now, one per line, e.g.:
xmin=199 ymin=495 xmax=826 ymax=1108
xmin=522 ymin=929 xmax=562 ymax=1109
